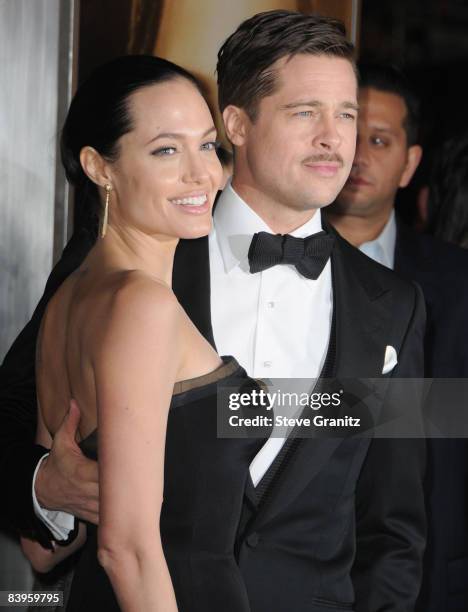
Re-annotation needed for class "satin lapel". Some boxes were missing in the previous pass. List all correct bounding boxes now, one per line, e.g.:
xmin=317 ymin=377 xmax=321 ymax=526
xmin=250 ymin=231 xmax=393 ymax=530
xmin=244 ymin=473 xmax=259 ymax=509
xmin=250 ymin=437 xmax=343 ymax=530
xmin=331 ymin=232 xmax=392 ymax=378
xmin=173 ymin=236 xmax=215 ymax=348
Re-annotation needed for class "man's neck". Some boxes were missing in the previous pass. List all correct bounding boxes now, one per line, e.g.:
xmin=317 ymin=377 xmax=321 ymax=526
xmin=326 ymin=207 xmax=394 ymax=247
xmin=230 ymin=178 xmax=319 ymax=235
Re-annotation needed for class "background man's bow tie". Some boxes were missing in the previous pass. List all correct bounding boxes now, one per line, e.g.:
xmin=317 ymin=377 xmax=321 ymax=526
xmin=248 ymin=231 xmax=335 ymax=280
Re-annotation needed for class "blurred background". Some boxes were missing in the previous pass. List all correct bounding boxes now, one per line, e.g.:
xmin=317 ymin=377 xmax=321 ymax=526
xmin=1 ymin=0 xmax=468 ymax=606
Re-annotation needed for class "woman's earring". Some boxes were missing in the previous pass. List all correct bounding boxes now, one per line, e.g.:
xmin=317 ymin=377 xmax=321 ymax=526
xmin=101 ymin=184 xmax=112 ymax=238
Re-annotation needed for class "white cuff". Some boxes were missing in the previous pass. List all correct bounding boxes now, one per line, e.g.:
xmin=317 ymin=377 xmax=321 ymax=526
xmin=32 ymin=453 xmax=75 ymax=541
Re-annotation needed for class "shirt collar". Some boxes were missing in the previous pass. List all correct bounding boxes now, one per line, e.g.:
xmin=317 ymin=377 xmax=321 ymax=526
xmin=359 ymin=210 xmax=396 ymax=269
xmin=213 ymin=181 xmax=323 ymax=273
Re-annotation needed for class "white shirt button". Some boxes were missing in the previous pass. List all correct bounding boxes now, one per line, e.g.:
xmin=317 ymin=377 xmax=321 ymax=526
xmin=267 ymin=301 xmax=275 ymax=308
xmin=263 ymin=360 xmax=272 ymax=367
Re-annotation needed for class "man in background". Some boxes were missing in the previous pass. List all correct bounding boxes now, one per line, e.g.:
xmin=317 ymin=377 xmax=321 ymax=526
xmin=327 ymin=63 xmax=468 ymax=612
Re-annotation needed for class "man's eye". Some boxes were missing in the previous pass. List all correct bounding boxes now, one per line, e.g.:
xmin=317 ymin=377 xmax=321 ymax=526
xmin=340 ymin=112 xmax=356 ymax=120
xmin=295 ymin=110 xmax=313 ymax=117
xmin=152 ymin=146 xmax=177 ymax=156
xmin=201 ymin=140 xmax=220 ymax=151
xmin=371 ymin=137 xmax=386 ymax=146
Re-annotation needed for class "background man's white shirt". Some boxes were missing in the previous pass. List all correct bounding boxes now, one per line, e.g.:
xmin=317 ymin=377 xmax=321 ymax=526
xmin=359 ymin=210 xmax=396 ymax=269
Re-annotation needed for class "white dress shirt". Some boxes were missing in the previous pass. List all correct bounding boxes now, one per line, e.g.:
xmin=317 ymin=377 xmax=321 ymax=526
xmin=210 ymin=182 xmax=333 ymax=378
xmin=359 ymin=210 xmax=396 ymax=270
xmin=210 ymin=183 xmax=333 ymax=485
xmin=35 ymin=182 xmax=334 ymax=532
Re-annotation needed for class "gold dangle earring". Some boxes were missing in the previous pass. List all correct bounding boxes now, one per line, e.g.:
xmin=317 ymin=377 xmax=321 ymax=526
xmin=101 ymin=184 xmax=111 ymax=238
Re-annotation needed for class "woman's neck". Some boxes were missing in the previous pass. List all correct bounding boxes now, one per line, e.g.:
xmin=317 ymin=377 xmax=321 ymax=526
xmin=86 ymin=225 xmax=179 ymax=287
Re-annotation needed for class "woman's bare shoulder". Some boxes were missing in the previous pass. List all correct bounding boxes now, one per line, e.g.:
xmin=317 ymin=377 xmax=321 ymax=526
xmin=97 ymin=270 xmax=183 ymax=344
xmin=92 ymin=271 xmax=184 ymax=394
xmin=110 ymin=270 xmax=179 ymax=313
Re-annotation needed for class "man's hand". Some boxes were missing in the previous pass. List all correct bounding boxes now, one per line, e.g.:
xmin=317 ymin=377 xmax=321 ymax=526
xmin=35 ymin=400 xmax=99 ymax=524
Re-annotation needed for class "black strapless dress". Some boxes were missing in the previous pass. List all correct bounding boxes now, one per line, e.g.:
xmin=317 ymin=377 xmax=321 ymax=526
xmin=66 ymin=357 xmax=263 ymax=611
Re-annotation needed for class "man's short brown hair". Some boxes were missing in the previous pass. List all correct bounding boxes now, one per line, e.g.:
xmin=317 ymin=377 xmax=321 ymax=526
xmin=217 ymin=10 xmax=356 ymax=121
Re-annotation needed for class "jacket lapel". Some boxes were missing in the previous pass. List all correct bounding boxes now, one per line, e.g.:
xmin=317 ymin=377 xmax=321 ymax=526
xmin=250 ymin=437 xmax=344 ymax=528
xmin=331 ymin=230 xmax=393 ymax=378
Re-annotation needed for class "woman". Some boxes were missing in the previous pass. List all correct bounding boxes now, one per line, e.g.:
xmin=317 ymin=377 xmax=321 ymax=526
xmin=20 ymin=55 xmax=262 ymax=611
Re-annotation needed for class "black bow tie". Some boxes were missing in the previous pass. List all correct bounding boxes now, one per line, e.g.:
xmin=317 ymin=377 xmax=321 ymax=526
xmin=248 ymin=231 xmax=335 ymax=279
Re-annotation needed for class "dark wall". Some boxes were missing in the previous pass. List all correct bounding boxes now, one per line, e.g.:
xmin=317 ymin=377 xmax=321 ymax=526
xmin=360 ymin=0 xmax=468 ymax=223
xmin=78 ymin=0 xmax=164 ymax=83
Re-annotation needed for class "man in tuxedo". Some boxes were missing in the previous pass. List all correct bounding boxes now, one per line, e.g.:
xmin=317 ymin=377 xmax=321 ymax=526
xmin=327 ymin=63 xmax=468 ymax=612
xmin=0 ymin=12 xmax=426 ymax=612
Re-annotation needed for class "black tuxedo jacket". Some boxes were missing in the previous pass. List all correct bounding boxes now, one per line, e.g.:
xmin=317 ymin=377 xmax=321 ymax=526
xmin=395 ymin=221 xmax=468 ymax=612
xmin=0 ymin=222 xmax=426 ymax=611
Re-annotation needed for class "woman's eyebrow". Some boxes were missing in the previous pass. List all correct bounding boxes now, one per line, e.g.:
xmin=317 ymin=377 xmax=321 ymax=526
xmin=145 ymin=126 xmax=216 ymax=146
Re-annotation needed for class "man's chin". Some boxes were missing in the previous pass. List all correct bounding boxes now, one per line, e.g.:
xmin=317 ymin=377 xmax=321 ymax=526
xmin=312 ymin=190 xmax=353 ymax=210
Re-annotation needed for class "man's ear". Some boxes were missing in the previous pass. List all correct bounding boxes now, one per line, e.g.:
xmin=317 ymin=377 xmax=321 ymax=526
xmin=79 ymin=146 xmax=112 ymax=187
xmin=222 ymin=105 xmax=249 ymax=146
xmin=399 ymin=144 xmax=423 ymax=188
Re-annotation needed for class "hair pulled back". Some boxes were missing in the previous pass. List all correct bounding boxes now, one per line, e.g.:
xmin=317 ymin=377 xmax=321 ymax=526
xmin=60 ymin=55 xmax=201 ymax=232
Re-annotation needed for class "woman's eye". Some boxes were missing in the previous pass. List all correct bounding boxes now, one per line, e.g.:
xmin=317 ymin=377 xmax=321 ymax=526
xmin=201 ymin=140 xmax=220 ymax=151
xmin=152 ymin=146 xmax=177 ymax=156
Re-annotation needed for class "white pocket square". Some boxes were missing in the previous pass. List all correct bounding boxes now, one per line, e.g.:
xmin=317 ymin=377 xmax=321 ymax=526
xmin=382 ymin=345 xmax=398 ymax=374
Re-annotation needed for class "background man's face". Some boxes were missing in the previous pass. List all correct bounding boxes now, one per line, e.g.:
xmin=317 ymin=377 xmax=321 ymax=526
xmin=237 ymin=54 xmax=358 ymax=215
xmin=334 ymin=87 xmax=415 ymax=218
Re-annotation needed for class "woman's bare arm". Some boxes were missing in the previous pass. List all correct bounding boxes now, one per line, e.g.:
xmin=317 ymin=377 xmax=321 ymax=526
xmin=93 ymin=277 xmax=180 ymax=612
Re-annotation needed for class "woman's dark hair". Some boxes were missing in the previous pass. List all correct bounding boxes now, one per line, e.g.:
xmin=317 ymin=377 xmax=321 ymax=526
xmin=216 ymin=10 xmax=355 ymax=121
xmin=61 ymin=55 xmax=201 ymax=233
xmin=427 ymin=132 xmax=468 ymax=248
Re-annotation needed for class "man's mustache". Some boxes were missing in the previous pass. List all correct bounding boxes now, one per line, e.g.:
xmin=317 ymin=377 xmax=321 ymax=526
xmin=302 ymin=154 xmax=344 ymax=166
